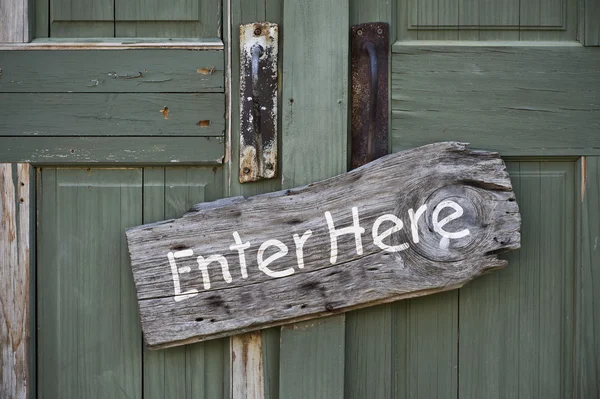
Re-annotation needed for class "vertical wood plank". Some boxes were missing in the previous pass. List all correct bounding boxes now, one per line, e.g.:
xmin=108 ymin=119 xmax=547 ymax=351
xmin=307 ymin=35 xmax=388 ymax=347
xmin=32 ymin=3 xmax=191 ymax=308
xmin=458 ymin=0 xmax=480 ymax=40
xmin=346 ymin=2 xmax=395 ymax=397
xmin=0 ymin=0 xmax=32 ymax=42
xmin=583 ymin=0 xmax=600 ymax=46
xmin=344 ymin=305 xmax=393 ymax=398
xmin=142 ymin=167 xmax=228 ymax=399
xmin=278 ymin=0 xmax=348 ymax=397
xmin=37 ymin=168 xmax=143 ymax=399
xmin=279 ymin=319 xmax=345 ymax=399
xmin=459 ymin=161 xmax=575 ymax=399
xmin=394 ymin=292 xmax=458 ymax=399
xmin=231 ymin=331 xmax=264 ymax=399
xmin=280 ymin=0 xmax=348 ymax=188
xmin=576 ymin=156 xmax=600 ymax=397
xmin=227 ymin=0 xmax=283 ymax=396
xmin=0 ymin=163 xmax=31 ymax=399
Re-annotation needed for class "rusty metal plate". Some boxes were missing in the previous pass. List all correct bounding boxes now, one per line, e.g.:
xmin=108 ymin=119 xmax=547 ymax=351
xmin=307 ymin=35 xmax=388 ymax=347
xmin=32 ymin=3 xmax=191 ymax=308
xmin=351 ymin=22 xmax=389 ymax=169
xmin=239 ymin=22 xmax=278 ymax=183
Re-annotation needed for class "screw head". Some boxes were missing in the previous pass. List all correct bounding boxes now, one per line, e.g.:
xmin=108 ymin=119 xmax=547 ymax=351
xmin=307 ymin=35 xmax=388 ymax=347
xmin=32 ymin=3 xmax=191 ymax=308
xmin=377 ymin=28 xmax=383 ymax=34
xmin=243 ymin=167 xmax=251 ymax=174
xmin=254 ymin=27 xmax=262 ymax=36
xmin=357 ymin=29 xmax=363 ymax=36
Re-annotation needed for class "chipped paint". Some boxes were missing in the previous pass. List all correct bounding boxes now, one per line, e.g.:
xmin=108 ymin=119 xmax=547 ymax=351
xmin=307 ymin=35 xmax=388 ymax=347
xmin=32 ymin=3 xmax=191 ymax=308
xmin=239 ymin=22 xmax=279 ymax=183
xmin=160 ymin=106 xmax=169 ymax=119
xmin=107 ymin=71 xmax=145 ymax=79
xmin=197 ymin=120 xmax=211 ymax=127
xmin=197 ymin=67 xmax=216 ymax=75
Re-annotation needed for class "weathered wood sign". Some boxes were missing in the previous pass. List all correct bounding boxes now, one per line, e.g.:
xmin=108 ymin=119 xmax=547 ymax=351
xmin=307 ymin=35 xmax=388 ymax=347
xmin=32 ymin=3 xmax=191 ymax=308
xmin=126 ymin=142 xmax=521 ymax=350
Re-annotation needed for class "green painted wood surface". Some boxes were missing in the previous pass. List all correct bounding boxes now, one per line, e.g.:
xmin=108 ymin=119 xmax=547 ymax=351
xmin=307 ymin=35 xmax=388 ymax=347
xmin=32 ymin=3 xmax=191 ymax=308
xmin=279 ymin=319 xmax=345 ymax=399
xmin=36 ymin=166 xmax=228 ymax=399
xmin=0 ymin=137 xmax=224 ymax=164
xmin=583 ymin=0 xmax=600 ymax=46
xmin=278 ymin=0 xmax=348 ymax=397
xmin=396 ymin=0 xmax=577 ymax=41
xmin=395 ymin=292 xmax=458 ymax=399
xmin=391 ymin=46 xmax=600 ymax=156
xmin=344 ymin=305 xmax=393 ymax=399
xmin=0 ymin=93 xmax=224 ymax=137
xmin=279 ymin=0 xmax=348 ymax=188
xmin=576 ymin=157 xmax=600 ymax=398
xmin=36 ymin=0 xmax=221 ymax=38
xmin=142 ymin=167 xmax=229 ymax=399
xmin=37 ymin=168 xmax=143 ymax=399
xmin=459 ymin=161 xmax=575 ymax=399
xmin=0 ymin=93 xmax=225 ymax=137
xmin=114 ymin=0 xmax=221 ymax=39
xmin=49 ymin=0 xmax=114 ymax=37
xmin=0 ymin=50 xmax=224 ymax=93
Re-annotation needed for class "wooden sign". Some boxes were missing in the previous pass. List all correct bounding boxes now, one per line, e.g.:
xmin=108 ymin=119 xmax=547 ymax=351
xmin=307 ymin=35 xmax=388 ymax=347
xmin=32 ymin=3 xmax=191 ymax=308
xmin=126 ymin=142 xmax=521 ymax=350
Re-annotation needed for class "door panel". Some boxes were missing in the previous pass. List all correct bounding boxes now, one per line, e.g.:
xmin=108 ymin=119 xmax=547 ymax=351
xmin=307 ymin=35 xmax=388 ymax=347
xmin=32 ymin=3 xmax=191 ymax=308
xmin=37 ymin=168 xmax=143 ymax=399
xmin=38 ymin=0 xmax=221 ymax=38
xmin=459 ymin=161 xmax=575 ymax=399
xmin=141 ymin=167 xmax=228 ymax=399
xmin=397 ymin=0 xmax=578 ymax=41
xmin=36 ymin=167 xmax=227 ymax=399
xmin=391 ymin=47 xmax=600 ymax=156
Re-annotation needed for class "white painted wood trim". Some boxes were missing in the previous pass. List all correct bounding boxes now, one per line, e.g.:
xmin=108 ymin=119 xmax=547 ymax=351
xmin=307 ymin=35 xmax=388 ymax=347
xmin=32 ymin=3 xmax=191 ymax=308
xmin=0 ymin=163 xmax=31 ymax=399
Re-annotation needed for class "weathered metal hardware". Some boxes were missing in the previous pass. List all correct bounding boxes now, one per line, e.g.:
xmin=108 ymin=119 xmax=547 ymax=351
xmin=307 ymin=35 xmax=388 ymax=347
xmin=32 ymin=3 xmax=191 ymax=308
xmin=239 ymin=22 xmax=278 ymax=183
xmin=351 ymin=22 xmax=389 ymax=169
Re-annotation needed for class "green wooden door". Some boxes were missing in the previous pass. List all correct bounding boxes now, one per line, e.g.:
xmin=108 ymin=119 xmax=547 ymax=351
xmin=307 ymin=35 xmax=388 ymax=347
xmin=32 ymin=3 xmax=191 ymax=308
xmin=1 ymin=0 xmax=229 ymax=396
xmin=2 ymin=0 xmax=599 ymax=397
xmin=341 ymin=1 xmax=598 ymax=398
xmin=265 ymin=1 xmax=599 ymax=398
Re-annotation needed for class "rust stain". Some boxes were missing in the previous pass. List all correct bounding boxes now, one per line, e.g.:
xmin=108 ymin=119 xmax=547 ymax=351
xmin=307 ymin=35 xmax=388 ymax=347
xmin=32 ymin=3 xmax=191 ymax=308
xmin=196 ymin=120 xmax=211 ymax=127
xmin=581 ymin=156 xmax=587 ymax=201
xmin=197 ymin=67 xmax=215 ymax=75
xmin=160 ymin=106 xmax=169 ymax=119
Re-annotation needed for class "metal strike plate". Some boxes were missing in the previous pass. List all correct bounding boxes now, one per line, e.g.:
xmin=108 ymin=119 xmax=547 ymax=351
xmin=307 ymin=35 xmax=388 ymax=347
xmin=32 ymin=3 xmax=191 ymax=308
xmin=350 ymin=22 xmax=389 ymax=169
xmin=239 ymin=22 xmax=278 ymax=183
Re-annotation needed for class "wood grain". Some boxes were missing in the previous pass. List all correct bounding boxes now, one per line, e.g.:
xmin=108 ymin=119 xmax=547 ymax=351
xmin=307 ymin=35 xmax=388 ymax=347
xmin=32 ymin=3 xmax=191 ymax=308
xmin=577 ymin=157 xmax=600 ymax=398
xmin=141 ymin=167 xmax=229 ymax=399
xmin=0 ymin=0 xmax=32 ymax=42
xmin=278 ymin=0 xmax=349 ymax=393
xmin=0 ymin=163 xmax=31 ymax=399
xmin=0 ymin=137 xmax=224 ymax=164
xmin=396 ymin=0 xmax=577 ymax=41
xmin=126 ymin=142 xmax=521 ymax=349
xmin=391 ymin=46 xmax=600 ymax=156
xmin=459 ymin=161 xmax=575 ymax=399
xmin=232 ymin=331 xmax=264 ymax=399
xmin=37 ymin=168 xmax=143 ymax=399
xmin=0 ymin=50 xmax=224 ymax=93
xmin=0 ymin=93 xmax=225 ymax=137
